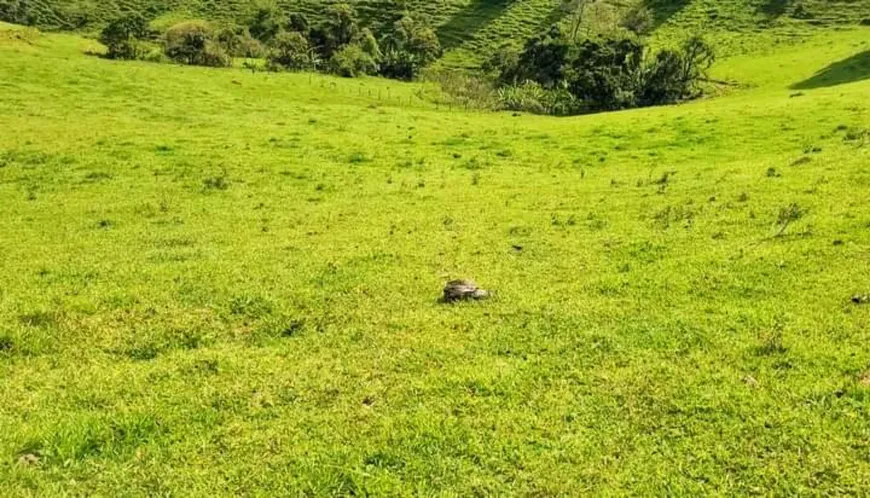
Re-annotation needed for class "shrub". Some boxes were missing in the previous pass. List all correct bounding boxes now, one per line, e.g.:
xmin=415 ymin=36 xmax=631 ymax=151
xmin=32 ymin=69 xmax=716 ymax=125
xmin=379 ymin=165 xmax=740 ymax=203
xmin=422 ymin=69 xmax=497 ymax=110
xmin=267 ymin=31 xmax=312 ymax=70
xmin=100 ymin=14 xmax=150 ymax=60
xmin=497 ymin=81 xmax=581 ymax=115
xmin=482 ymin=43 xmax=521 ymax=81
xmin=328 ymin=43 xmax=378 ymax=77
xmin=217 ymin=25 xmax=265 ymax=58
xmin=512 ymin=25 xmax=570 ymax=88
xmin=164 ymin=21 xmax=232 ymax=67
xmin=379 ymin=49 xmax=419 ymax=80
xmin=497 ymin=81 xmax=547 ymax=114
xmin=563 ymin=37 xmax=644 ymax=110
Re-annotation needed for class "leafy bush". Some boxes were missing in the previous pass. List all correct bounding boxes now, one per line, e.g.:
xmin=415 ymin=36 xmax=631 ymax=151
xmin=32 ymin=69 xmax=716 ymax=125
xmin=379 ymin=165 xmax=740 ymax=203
xmin=164 ymin=21 xmax=231 ymax=67
xmin=267 ymin=31 xmax=312 ymax=71
xmin=217 ymin=25 xmax=265 ymax=58
xmin=328 ymin=43 xmax=378 ymax=77
xmin=100 ymin=14 xmax=150 ymax=60
xmin=497 ymin=81 xmax=548 ymax=114
xmin=497 ymin=81 xmax=581 ymax=115
xmin=379 ymin=49 xmax=419 ymax=80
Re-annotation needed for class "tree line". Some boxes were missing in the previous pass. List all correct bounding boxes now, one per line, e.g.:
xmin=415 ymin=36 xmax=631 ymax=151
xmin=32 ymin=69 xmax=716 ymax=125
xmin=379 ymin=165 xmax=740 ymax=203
xmin=99 ymin=4 xmax=441 ymax=80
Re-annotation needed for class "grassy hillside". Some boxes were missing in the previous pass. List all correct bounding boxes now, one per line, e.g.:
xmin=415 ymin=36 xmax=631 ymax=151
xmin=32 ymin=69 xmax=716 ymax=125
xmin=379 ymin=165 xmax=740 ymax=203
xmin=1 ymin=20 xmax=869 ymax=495
xmin=3 ymin=0 xmax=869 ymax=66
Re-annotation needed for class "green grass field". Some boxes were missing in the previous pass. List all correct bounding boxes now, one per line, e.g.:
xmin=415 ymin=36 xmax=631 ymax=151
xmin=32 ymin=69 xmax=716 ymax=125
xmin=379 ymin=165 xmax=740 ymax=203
xmin=1 ymin=19 xmax=870 ymax=496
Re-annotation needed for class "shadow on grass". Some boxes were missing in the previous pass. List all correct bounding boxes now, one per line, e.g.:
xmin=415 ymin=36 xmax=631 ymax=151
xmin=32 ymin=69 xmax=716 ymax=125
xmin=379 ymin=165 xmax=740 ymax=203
xmin=643 ymin=0 xmax=690 ymax=29
xmin=436 ymin=0 xmax=514 ymax=50
xmin=758 ymin=0 xmax=793 ymax=18
xmin=791 ymin=51 xmax=870 ymax=90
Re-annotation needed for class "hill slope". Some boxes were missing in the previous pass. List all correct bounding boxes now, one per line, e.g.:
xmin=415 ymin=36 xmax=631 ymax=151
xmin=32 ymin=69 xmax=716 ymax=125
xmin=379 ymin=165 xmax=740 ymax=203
xmin=2 ymin=0 xmax=869 ymax=66
xmin=1 ymin=21 xmax=869 ymax=495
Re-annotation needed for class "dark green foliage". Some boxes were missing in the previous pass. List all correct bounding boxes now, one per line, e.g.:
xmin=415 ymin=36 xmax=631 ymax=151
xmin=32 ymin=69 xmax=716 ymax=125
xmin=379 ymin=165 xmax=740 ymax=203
xmin=216 ymin=25 xmax=265 ymax=58
xmin=482 ymin=42 xmax=521 ymax=78
xmin=267 ymin=31 xmax=312 ymax=70
xmin=564 ymin=37 xmax=644 ymax=110
xmin=640 ymin=49 xmax=686 ymax=105
xmin=379 ymin=16 xmax=441 ymax=80
xmin=310 ymin=3 xmax=360 ymax=59
xmin=356 ymin=28 xmax=381 ymax=60
xmin=509 ymin=25 xmax=569 ymax=88
xmin=248 ymin=5 xmax=284 ymax=43
xmin=329 ymin=43 xmax=378 ymax=77
xmin=287 ymin=12 xmax=309 ymax=35
xmin=164 ymin=21 xmax=231 ymax=67
xmin=493 ymin=26 xmax=715 ymax=114
xmin=99 ymin=14 xmax=150 ymax=60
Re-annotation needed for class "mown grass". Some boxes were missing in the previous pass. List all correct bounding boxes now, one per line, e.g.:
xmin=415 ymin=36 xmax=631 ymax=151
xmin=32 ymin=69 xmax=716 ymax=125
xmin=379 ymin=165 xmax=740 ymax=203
xmin=1 ymin=21 xmax=870 ymax=496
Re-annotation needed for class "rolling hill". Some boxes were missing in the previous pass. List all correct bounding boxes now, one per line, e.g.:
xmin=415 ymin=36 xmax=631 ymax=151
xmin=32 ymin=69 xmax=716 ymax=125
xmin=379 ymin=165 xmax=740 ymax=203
xmin=2 ymin=0 xmax=869 ymax=66
xmin=1 ymin=12 xmax=869 ymax=494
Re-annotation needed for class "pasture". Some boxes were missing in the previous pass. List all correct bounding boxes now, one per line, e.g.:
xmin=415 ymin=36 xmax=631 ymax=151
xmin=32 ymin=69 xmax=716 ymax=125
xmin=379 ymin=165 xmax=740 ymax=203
xmin=1 ymin=22 xmax=869 ymax=495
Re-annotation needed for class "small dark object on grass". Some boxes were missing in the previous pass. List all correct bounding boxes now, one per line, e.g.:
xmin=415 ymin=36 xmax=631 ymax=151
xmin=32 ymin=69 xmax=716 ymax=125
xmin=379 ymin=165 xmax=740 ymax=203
xmin=512 ymin=245 xmax=524 ymax=252
xmin=18 ymin=454 xmax=39 ymax=466
xmin=852 ymin=295 xmax=869 ymax=305
xmin=443 ymin=280 xmax=490 ymax=302
xmin=833 ymin=239 xmax=843 ymax=246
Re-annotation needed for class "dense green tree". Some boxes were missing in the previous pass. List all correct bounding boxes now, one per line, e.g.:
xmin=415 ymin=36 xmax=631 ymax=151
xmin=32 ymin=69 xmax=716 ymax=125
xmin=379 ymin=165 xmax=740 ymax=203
xmin=355 ymin=28 xmax=382 ymax=60
xmin=248 ymin=5 xmax=284 ymax=43
xmin=216 ymin=25 xmax=265 ymax=58
xmin=563 ymin=37 xmax=644 ymax=110
xmin=640 ymin=35 xmax=714 ymax=105
xmin=512 ymin=25 xmax=570 ymax=88
xmin=493 ymin=23 xmax=713 ymax=113
xmin=379 ymin=16 xmax=441 ymax=80
xmin=99 ymin=14 xmax=150 ymax=60
xmin=164 ymin=21 xmax=231 ymax=67
xmin=329 ymin=43 xmax=378 ymax=77
xmin=267 ymin=31 xmax=312 ymax=70
xmin=312 ymin=3 xmax=359 ymax=58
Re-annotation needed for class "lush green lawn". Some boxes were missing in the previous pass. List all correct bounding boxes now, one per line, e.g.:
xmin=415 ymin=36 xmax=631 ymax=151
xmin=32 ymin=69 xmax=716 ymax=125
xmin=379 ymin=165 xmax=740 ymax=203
xmin=1 ymin=22 xmax=869 ymax=495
